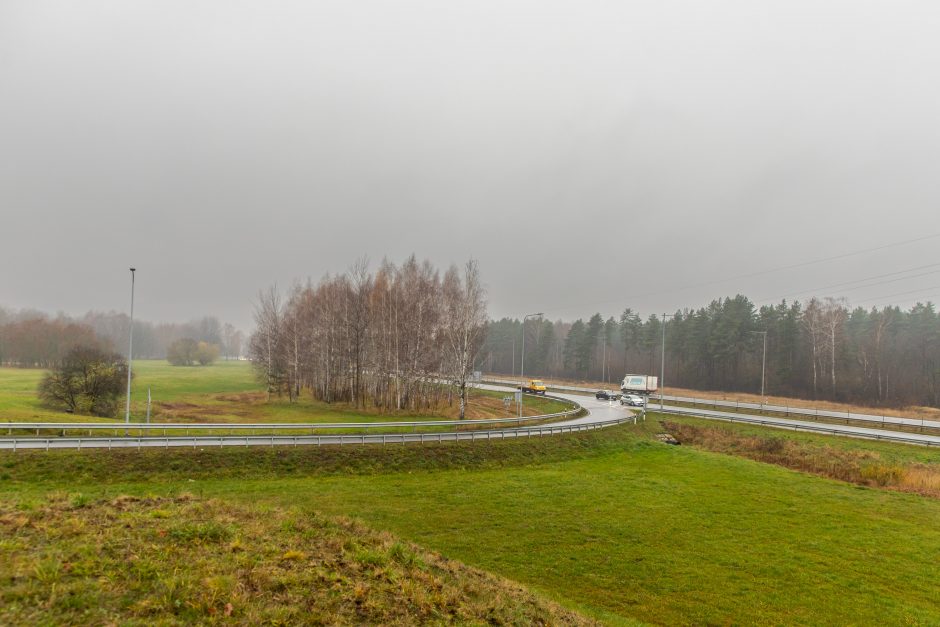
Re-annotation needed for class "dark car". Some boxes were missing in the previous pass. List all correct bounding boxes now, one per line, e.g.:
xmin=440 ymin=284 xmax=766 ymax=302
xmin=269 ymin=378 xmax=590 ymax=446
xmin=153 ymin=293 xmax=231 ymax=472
xmin=595 ymin=390 xmax=621 ymax=401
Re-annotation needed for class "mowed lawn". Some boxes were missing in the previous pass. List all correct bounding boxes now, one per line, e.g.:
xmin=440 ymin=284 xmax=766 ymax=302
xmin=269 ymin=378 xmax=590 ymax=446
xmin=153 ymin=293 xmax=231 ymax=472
xmin=4 ymin=425 xmax=940 ymax=625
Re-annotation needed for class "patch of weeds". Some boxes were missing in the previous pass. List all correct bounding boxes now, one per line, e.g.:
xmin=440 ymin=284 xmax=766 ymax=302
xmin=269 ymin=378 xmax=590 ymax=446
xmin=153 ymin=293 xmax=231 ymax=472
xmin=389 ymin=541 xmax=424 ymax=568
xmin=279 ymin=549 xmax=307 ymax=562
xmin=167 ymin=521 xmax=232 ymax=544
xmin=355 ymin=547 xmax=388 ymax=567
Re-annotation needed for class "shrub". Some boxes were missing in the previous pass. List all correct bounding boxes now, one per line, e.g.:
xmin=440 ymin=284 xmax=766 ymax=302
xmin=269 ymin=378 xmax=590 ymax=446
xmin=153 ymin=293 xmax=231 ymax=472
xmin=37 ymin=346 xmax=128 ymax=417
xmin=167 ymin=338 xmax=220 ymax=366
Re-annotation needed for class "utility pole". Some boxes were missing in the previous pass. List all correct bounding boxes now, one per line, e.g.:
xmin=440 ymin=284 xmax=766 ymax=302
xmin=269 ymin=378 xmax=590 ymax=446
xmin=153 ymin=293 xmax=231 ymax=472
xmin=124 ymin=267 xmax=136 ymax=424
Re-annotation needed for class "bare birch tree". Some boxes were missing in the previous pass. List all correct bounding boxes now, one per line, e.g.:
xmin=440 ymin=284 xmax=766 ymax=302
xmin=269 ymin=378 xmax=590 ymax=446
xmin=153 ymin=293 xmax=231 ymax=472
xmin=442 ymin=260 xmax=487 ymax=419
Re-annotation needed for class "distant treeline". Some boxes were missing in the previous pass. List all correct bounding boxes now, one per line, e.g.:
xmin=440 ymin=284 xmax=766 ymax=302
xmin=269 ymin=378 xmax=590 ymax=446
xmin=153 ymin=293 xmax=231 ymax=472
xmin=249 ymin=256 xmax=487 ymax=418
xmin=0 ymin=306 xmax=243 ymax=367
xmin=483 ymin=296 xmax=940 ymax=408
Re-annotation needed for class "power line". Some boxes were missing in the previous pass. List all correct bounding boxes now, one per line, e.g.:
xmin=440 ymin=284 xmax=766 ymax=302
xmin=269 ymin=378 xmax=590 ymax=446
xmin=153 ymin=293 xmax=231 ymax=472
xmin=542 ymin=232 xmax=940 ymax=318
xmin=754 ymin=263 xmax=940 ymax=306
xmin=851 ymin=284 xmax=940 ymax=306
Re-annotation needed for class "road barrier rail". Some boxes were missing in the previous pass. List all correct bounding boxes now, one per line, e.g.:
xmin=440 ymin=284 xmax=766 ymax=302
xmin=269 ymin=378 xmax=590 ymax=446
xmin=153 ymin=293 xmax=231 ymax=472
xmin=1 ymin=394 xmax=582 ymax=439
xmin=656 ymin=405 xmax=940 ymax=447
xmin=0 ymin=401 xmax=642 ymax=453
xmin=482 ymin=377 xmax=939 ymax=432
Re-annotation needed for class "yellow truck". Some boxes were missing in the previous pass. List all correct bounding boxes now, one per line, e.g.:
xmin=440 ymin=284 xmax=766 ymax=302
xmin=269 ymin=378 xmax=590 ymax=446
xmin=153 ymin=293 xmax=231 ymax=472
xmin=519 ymin=379 xmax=547 ymax=395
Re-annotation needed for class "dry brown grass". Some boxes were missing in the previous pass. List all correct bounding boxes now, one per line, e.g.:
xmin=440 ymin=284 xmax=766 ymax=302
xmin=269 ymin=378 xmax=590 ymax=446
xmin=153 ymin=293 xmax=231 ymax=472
xmin=0 ymin=494 xmax=594 ymax=626
xmin=663 ymin=420 xmax=940 ymax=498
xmin=148 ymin=391 xmax=565 ymax=424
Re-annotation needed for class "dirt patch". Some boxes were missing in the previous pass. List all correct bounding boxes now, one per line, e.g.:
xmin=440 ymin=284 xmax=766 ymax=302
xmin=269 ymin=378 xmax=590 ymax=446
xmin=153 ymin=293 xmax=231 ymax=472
xmin=214 ymin=392 xmax=266 ymax=404
xmin=154 ymin=400 xmax=252 ymax=423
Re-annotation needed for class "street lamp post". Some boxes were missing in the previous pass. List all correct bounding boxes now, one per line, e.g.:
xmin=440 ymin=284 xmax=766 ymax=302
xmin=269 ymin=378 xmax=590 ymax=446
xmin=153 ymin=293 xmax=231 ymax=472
xmin=750 ymin=330 xmax=768 ymax=405
xmin=124 ymin=267 xmax=136 ymax=424
xmin=519 ymin=312 xmax=543 ymax=417
xmin=660 ymin=313 xmax=675 ymax=410
xmin=520 ymin=312 xmax=543 ymax=381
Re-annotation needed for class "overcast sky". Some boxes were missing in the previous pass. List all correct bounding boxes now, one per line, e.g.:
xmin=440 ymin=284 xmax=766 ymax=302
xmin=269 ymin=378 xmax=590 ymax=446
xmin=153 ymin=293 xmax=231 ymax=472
xmin=2 ymin=1 xmax=939 ymax=330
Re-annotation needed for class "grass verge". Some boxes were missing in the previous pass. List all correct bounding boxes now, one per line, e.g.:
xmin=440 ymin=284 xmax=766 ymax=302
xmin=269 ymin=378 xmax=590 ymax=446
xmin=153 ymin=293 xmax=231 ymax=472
xmin=661 ymin=416 xmax=940 ymax=497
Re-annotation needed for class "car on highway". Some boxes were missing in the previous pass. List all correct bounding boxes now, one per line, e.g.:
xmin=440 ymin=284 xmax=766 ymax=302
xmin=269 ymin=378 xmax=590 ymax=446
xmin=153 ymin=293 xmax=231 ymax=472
xmin=595 ymin=390 xmax=622 ymax=401
xmin=620 ymin=394 xmax=646 ymax=407
xmin=519 ymin=379 xmax=547 ymax=395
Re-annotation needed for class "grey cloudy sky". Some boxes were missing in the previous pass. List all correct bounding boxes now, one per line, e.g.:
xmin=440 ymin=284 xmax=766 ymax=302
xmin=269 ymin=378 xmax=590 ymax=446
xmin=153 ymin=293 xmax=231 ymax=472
xmin=2 ymin=1 xmax=939 ymax=330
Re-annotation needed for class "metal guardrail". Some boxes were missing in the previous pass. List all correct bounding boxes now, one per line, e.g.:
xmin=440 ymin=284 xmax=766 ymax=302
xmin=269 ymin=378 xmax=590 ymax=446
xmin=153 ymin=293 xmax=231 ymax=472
xmin=0 ymin=394 xmax=587 ymax=449
xmin=2 ymin=393 xmax=580 ymax=435
xmin=656 ymin=405 xmax=940 ymax=447
xmin=1 ymin=407 xmax=635 ymax=452
xmin=483 ymin=377 xmax=939 ymax=432
xmin=655 ymin=394 xmax=940 ymax=431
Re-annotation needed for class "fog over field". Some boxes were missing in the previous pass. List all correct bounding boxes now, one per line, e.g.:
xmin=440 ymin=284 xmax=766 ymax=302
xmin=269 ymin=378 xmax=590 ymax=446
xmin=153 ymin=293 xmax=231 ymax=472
xmin=2 ymin=1 xmax=938 ymax=330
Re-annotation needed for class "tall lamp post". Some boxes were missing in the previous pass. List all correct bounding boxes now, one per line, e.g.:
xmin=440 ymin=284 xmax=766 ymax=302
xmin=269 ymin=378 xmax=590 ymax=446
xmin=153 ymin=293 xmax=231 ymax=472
xmin=519 ymin=312 xmax=543 ymax=418
xmin=750 ymin=330 xmax=768 ymax=406
xmin=520 ymin=312 xmax=543 ymax=380
xmin=124 ymin=267 xmax=136 ymax=424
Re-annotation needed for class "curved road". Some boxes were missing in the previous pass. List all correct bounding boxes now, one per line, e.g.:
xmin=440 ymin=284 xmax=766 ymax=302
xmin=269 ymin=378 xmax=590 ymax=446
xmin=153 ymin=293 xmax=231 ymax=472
xmin=0 ymin=385 xmax=638 ymax=451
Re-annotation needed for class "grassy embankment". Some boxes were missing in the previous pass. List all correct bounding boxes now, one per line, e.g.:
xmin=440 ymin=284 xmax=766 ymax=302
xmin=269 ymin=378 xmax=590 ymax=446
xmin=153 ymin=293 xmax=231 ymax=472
xmin=0 ymin=494 xmax=589 ymax=625
xmin=659 ymin=413 xmax=940 ymax=497
xmin=3 ymin=414 xmax=940 ymax=625
xmin=0 ymin=361 xmax=568 ymax=429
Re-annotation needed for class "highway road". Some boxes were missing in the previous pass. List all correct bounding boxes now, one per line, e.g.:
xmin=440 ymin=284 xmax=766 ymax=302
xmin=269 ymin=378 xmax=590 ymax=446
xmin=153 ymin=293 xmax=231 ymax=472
xmin=656 ymin=403 xmax=940 ymax=446
xmin=485 ymin=377 xmax=940 ymax=446
xmin=5 ymin=381 xmax=935 ymax=450
xmin=0 ymin=384 xmax=639 ymax=451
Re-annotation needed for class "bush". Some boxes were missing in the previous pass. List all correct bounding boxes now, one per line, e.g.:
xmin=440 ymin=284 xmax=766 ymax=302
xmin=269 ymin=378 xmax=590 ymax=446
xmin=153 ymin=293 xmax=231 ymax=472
xmin=37 ymin=346 xmax=128 ymax=417
xmin=166 ymin=338 xmax=198 ymax=366
xmin=167 ymin=338 xmax=219 ymax=366
xmin=195 ymin=341 xmax=220 ymax=366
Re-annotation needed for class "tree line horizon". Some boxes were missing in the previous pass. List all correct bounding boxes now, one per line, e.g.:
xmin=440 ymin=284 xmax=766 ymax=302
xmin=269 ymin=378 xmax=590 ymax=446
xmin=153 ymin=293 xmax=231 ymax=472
xmin=3 ymin=284 xmax=939 ymax=410
xmin=0 ymin=307 xmax=243 ymax=367
xmin=485 ymin=295 xmax=940 ymax=408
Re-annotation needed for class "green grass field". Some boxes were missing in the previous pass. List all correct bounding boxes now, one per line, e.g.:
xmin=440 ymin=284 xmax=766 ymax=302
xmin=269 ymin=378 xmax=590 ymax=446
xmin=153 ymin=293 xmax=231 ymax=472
xmin=0 ymin=361 xmax=258 ymax=422
xmin=3 ymin=417 xmax=940 ymax=625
